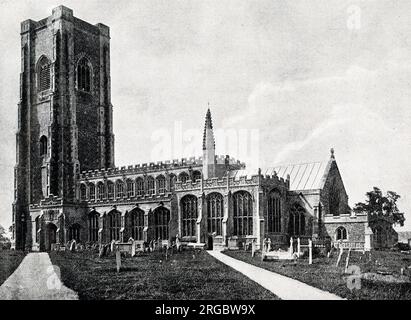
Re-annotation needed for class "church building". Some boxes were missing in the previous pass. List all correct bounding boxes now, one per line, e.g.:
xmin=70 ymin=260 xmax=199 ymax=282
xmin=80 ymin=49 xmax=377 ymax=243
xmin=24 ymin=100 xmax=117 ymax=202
xmin=12 ymin=6 xmax=372 ymax=252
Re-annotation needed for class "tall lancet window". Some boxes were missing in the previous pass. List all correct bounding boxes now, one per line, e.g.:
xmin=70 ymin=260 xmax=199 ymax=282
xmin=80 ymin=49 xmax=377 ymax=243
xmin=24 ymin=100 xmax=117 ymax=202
xmin=77 ymin=57 xmax=91 ymax=92
xmin=37 ymin=56 xmax=51 ymax=92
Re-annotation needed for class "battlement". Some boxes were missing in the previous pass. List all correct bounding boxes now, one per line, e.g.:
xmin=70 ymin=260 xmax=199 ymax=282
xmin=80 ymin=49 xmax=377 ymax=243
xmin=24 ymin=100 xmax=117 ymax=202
xmin=215 ymin=155 xmax=245 ymax=166
xmin=79 ymin=156 xmax=206 ymax=179
xmin=79 ymin=155 xmax=246 ymax=179
xmin=175 ymin=169 xmax=288 ymax=191
xmin=21 ymin=6 xmax=108 ymax=36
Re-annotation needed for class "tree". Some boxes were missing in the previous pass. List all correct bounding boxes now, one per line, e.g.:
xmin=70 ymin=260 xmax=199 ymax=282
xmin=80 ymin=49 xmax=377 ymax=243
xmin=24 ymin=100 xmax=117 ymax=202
xmin=353 ymin=187 xmax=405 ymax=226
xmin=0 ymin=224 xmax=9 ymax=241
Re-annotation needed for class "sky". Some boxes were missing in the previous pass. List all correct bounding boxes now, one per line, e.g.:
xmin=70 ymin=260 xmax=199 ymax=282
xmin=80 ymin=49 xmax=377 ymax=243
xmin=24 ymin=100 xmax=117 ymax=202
xmin=0 ymin=0 xmax=410 ymax=232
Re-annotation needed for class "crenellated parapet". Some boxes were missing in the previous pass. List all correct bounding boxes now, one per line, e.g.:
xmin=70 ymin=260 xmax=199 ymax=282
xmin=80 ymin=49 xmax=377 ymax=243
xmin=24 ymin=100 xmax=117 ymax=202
xmin=174 ymin=169 xmax=288 ymax=192
xmin=78 ymin=154 xmax=245 ymax=180
xmin=79 ymin=157 xmax=203 ymax=179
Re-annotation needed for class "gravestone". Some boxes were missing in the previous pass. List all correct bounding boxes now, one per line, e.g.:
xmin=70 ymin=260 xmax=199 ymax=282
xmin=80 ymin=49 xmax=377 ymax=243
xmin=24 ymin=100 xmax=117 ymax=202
xmin=308 ymin=239 xmax=312 ymax=265
xmin=70 ymin=240 xmax=76 ymax=252
xmin=116 ymin=248 xmax=121 ymax=273
xmin=110 ymin=240 xmax=116 ymax=253
xmin=297 ymin=238 xmax=301 ymax=257
xmin=131 ymin=241 xmax=136 ymax=257
xmin=99 ymin=244 xmax=108 ymax=258
xmin=336 ymin=247 xmax=343 ymax=267
xmin=251 ymin=240 xmax=256 ymax=257
xmin=267 ymin=238 xmax=272 ymax=252
xmin=176 ymin=236 xmax=181 ymax=252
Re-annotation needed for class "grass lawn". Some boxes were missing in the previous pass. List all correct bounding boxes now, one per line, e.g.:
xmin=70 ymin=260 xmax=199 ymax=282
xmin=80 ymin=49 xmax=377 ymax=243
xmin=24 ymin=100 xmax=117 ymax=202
xmin=0 ymin=250 xmax=26 ymax=286
xmin=223 ymin=249 xmax=411 ymax=300
xmin=49 ymin=249 xmax=278 ymax=300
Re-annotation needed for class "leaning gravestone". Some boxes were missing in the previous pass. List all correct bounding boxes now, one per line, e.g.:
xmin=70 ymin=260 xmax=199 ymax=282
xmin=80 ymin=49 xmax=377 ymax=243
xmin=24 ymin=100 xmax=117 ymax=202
xmin=99 ymin=244 xmax=108 ymax=258
xmin=70 ymin=240 xmax=76 ymax=252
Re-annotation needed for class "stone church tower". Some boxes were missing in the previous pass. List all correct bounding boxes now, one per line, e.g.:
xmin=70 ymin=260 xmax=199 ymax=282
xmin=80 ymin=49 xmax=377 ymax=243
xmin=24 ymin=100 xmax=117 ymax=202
xmin=12 ymin=6 xmax=115 ymax=250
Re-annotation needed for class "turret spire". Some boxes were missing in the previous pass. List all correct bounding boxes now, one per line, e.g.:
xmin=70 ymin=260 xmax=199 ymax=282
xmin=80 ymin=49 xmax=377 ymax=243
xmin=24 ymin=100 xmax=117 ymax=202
xmin=202 ymin=108 xmax=215 ymax=150
xmin=202 ymin=107 xmax=216 ymax=179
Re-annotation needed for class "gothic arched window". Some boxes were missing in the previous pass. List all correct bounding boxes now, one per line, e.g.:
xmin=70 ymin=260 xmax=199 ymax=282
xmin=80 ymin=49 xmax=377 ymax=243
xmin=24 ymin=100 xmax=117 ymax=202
xmin=136 ymin=178 xmax=144 ymax=196
xmin=267 ymin=189 xmax=282 ymax=233
xmin=107 ymin=181 xmax=114 ymax=200
xmin=153 ymin=207 xmax=170 ymax=240
xmin=288 ymin=203 xmax=306 ymax=236
xmin=77 ymin=57 xmax=91 ymax=92
xmin=147 ymin=176 xmax=155 ymax=195
xmin=192 ymin=171 xmax=202 ymax=181
xmin=37 ymin=56 xmax=51 ymax=92
xmin=97 ymin=182 xmax=105 ymax=201
xmin=89 ymin=183 xmax=95 ymax=201
xmin=179 ymin=172 xmax=189 ymax=183
xmin=233 ymin=191 xmax=253 ymax=236
xmin=336 ymin=226 xmax=347 ymax=241
xmin=116 ymin=180 xmax=124 ymax=199
xmin=80 ymin=183 xmax=87 ymax=201
xmin=40 ymin=136 xmax=48 ymax=157
xmin=181 ymin=195 xmax=198 ymax=237
xmin=128 ymin=208 xmax=144 ymax=240
xmin=126 ymin=179 xmax=135 ymax=198
xmin=68 ymin=223 xmax=81 ymax=242
xmin=169 ymin=174 xmax=176 ymax=191
xmin=108 ymin=210 xmax=121 ymax=241
xmin=88 ymin=211 xmax=99 ymax=242
xmin=207 ymin=193 xmax=224 ymax=236
xmin=156 ymin=175 xmax=166 ymax=194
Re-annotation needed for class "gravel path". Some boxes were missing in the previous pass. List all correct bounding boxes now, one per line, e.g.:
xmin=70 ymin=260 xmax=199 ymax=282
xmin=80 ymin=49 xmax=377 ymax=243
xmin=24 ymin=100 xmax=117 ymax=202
xmin=208 ymin=251 xmax=344 ymax=300
xmin=0 ymin=252 xmax=78 ymax=300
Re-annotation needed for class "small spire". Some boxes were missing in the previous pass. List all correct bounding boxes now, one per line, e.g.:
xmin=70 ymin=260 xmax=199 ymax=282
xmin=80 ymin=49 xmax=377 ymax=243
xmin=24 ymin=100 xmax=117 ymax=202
xmin=203 ymin=108 xmax=215 ymax=150
xmin=330 ymin=148 xmax=335 ymax=159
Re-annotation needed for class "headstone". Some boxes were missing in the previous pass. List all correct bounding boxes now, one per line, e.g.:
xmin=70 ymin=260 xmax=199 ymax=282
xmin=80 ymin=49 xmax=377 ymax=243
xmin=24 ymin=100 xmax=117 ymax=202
xmin=131 ymin=241 xmax=136 ymax=257
xmin=308 ymin=239 xmax=312 ymax=265
xmin=99 ymin=244 xmax=108 ymax=258
xmin=70 ymin=240 xmax=76 ymax=252
xmin=115 ymin=248 xmax=121 ymax=273
xmin=110 ymin=240 xmax=116 ymax=253
xmin=128 ymin=237 xmax=134 ymax=243
xmin=336 ymin=247 xmax=343 ymax=267
xmin=251 ymin=240 xmax=256 ymax=257
xmin=297 ymin=238 xmax=301 ymax=257
xmin=267 ymin=238 xmax=272 ymax=252
xmin=289 ymin=237 xmax=294 ymax=255
xmin=176 ymin=236 xmax=181 ymax=252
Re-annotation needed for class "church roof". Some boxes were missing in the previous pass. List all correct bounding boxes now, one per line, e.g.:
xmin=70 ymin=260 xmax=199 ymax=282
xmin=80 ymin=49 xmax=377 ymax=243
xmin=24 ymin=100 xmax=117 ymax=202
xmin=263 ymin=161 xmax=328 ymax=191
xmin=229 ymin=157 xmax=335 ymax=192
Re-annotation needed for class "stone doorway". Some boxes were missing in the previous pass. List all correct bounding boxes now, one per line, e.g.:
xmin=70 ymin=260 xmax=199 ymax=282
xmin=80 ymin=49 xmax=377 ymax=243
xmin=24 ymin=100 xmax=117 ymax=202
xmin=45 ymin=223 xmax=57 ymax=251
